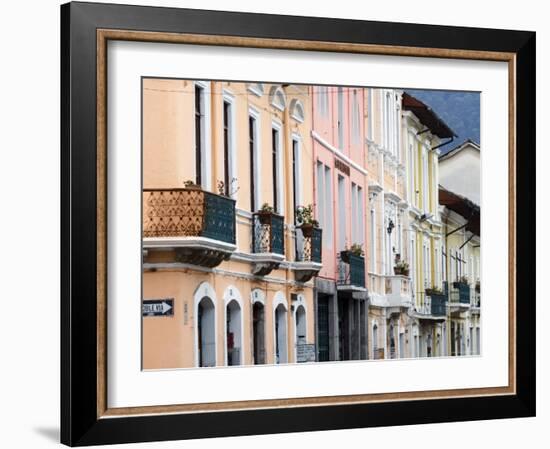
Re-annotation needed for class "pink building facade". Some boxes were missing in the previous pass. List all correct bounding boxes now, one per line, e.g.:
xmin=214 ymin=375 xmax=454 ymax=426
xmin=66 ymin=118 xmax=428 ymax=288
xmin=311 ymin=86 xmax=369 ymax=361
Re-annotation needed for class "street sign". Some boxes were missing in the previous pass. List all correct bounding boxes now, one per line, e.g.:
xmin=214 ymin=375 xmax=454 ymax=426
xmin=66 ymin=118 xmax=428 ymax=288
xmin=296 ymin=343 xmax=316 ymax=363
xmin=142 ymin=299 xmax=174 ymax=317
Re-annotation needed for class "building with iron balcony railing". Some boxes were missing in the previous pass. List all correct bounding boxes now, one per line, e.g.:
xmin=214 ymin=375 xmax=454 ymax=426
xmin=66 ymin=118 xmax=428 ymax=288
xmin=293 ymin=226 xmax=323 ymax=282
xmin=337 ymin=251 xmax=366 ymax=290
xmin=448 ymin=280 xmax=471 ymax=309
xmin=142 ymin=187 xmax=236 ymax=268
xmin=250 ymin=211 xmax=285 ymax=276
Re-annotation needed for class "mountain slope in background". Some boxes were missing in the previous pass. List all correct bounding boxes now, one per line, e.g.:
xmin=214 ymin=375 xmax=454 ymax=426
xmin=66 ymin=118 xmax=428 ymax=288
xmin=406 ymin=89 xmax=480 ymax=154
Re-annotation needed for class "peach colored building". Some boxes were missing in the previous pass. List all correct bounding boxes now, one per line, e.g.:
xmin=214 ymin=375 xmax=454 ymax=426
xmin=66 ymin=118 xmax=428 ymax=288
xmin=311 ymin=85 xmax=369 ymax=361
xmin=142 ymin=80 xmax=321 ymax=369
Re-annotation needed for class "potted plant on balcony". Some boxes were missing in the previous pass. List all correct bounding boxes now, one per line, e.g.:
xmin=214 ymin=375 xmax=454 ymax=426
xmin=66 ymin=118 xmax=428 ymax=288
xmin=394 ymin=260 xmax=410 ymax=276
xmin=341 ymin=243 xmax=364 ymax=263
xmin=295 ymin=204 xmax=319 ymax=237
xmin=183 ymin=179 xmax=201 ymax=190
xmin=425 ymin=286 xmax=444 ymax=296
xmin=257 ymin=203 xmax=275 ymax=225
xmin=453 ymin=275 xmax=469 ymax=288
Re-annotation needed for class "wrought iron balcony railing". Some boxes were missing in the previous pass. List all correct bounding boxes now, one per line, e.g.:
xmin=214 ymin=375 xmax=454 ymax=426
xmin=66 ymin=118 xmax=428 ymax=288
xmin=295 ymin=226 xmax=322 ymax=263
xmin=293 ymin=226 xmax=322 ymax=283
xmin=429 ymin=293 xmax=447 ymax=317
xmin=252 ymin=212 xmax=284 ymax=255
xmin=143 ymin=188 xmax=236 ymax=267
xmin=143 ymin=188 xmax=236 ymax=243
xmin=449 ymin=281 xmax=471 ymax=305
xmin=338 ymin=251 xmax=366 ymax=288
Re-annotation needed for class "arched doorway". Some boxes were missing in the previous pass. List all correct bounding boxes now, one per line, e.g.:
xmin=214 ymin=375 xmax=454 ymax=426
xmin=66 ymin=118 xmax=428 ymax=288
xmin=226 ymin=300 xmax=242 ymax=366
xmin=295 ymin=305 xmax=306 ymax=362
xmin=372 ymin=323 xmax=379 ymax=359
xmin=274 ymin=304 xmax=288 ymax=364
xmin=197 ymin=297 xmax=216 ymax=367
xmin=389 ymin=323 xmax=396 ymax=359
xmin=252 ymin=302 xmax=265 ymax=364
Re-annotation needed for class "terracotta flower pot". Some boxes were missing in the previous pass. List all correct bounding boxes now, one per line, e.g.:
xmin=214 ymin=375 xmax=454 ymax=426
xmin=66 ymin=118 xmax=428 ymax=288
xmin=300 ymin=223 xmax=314 ymax=238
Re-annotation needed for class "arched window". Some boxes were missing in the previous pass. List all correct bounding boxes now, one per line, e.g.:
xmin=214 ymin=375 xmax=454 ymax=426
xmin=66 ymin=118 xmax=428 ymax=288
xmin=251 ymin=288 xmax=266 ymax=365
xmin=273 ymin=292 xmax=288 ymax=364
xmin=225 ymin=300 xmax=242 ymax=366
xmin=269 ymin=86 xmax=287 ymax=111
xmin=197 ymin=297 xmax=216 ymax=367
xmin=372 ymin=323 xmax=379 ymax=359
xmin=289 ymin=98 xmax=305 ymax=123
xmin=294 ymin=302 xmax=307 ymax=362
xmin=247 ymin=83 xmax=264 ymax=97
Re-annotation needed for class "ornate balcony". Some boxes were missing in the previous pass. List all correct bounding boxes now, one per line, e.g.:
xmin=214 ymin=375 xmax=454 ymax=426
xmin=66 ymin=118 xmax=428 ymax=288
xmin=293 ymin=226 xmax=322 ymax=283
xmin=449 ymin=281 xmax=471 ymax=309
xmin=413 ymin=291 xmax=447 ymax=321
xmin=250 ymin=212 xmax=285 ymax=276
xmin=429 ymin=293 xmax=447 ymax=317
xmin=143 ymin=188 xmax=236 ymax=268
xmin=337 ymin=251 xmax=366 ymax=290
xmin=384 ymin=275 xmax=412 ymax=308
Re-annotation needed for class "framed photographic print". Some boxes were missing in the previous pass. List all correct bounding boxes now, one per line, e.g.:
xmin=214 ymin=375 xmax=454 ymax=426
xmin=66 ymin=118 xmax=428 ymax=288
xmin=60 ymin=1 xmax=536 ymax=446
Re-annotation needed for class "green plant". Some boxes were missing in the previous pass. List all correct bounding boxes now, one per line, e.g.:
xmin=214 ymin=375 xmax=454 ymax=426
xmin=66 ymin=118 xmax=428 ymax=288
xmin=295 ymin=204 xmax=319 ymax=227
xmin=183 ymin=179 xmax=200 ymax=188
xmin=458 ymin=275 xmax=469 ymax=284
xmin=425 ymin=286 xmax=444 ymax=296
xmin=348 ymin=243 xmax=364 ymax=257
xmin=259 ymin=203 xmax=274 ymax=213
xmin=395 ymin=260 xmax=409 ymax=271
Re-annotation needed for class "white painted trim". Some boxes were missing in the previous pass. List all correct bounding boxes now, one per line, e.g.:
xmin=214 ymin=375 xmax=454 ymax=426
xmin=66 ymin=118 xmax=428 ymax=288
xmin=193 ymin=81 xmax=212 ymax=191
xmin=142 ymin=236 xmax=236 ymax=252
xmin=250 ymin=288 xmax=266 ymax=305
xmin=248 ymin=106 xmax=262 ymax=211
xmin=269 ymin=85 xmax=287 ymax=111
xmin=291 ymin=132 xmax=303 ymax=210
xmin=193 ymin=281 xmax=218 ymax=368
xmin=292 ymin=294 xmax=307 ymax=363
xmin=289 ymin=98 xmax=305 ymax=123
xmin=223 ymin=285 xmax=245 ymax=366
xmin=222 ymin=89 xmax=238 ymax=200
xmin=311 ymin=130 xmax=368 ymax=177
xmin=272 ymin=291 xmax=289 ymax=364
xmin=272 ymin=120 xmax=285 ymax=215
xmin=247 ymin=82 xmax=264 ymax=97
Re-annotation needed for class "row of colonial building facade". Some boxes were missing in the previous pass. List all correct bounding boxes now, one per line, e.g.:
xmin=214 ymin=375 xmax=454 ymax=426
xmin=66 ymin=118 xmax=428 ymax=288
xmin=141 ymin=79 xmax=481 ymax=369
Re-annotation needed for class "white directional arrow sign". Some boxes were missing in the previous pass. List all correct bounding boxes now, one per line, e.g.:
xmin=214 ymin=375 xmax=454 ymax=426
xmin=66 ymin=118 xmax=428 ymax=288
xmin=142 ymin=299 xmax=174 ymax=317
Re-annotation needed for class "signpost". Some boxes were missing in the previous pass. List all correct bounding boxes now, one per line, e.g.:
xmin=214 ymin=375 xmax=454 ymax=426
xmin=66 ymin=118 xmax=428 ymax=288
xmin=296 ymin=343 xmax=316 ymax=363
xmin=142 ymin=299 xmax=174 ymax=317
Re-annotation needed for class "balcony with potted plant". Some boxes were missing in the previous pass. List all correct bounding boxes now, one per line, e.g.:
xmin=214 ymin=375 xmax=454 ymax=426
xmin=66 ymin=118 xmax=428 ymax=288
xmin=382 ymin=255 xmax=412 ymax=308
xmin=250 ymin=203 xmax=285 ymax=276
xmin=338 ymin=243 xmax=366 ymax=290
xmin=142 ymin=179 xmax=236 ymax=268
xmin=293 ymin=204 xmax=322 ymax=283
xmin=449 ymin=275 xmax=471 ymax=308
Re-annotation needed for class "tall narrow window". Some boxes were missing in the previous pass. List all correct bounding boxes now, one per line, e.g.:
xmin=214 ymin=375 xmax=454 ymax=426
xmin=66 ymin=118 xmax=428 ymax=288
xmin=272 ymin=127 xmax=280 ymax=213
xmin=367 ymin=89 xmax=374 ymax=141
xmin=370 ymin=208 xmax=377 ymax=274
xmin=324 ymin=166 xmax=333 ymax=248
xmin=249 ymin=115 xmax=257 ymax=211
xmin=195 ymin=85 xmax=204 ymax=186
xmin=337 ymin=175 xmax=346 ymax=251
xmin=351 ymin=90 xmax=361 ymax=145
xmin=292 ymin=139 xmax=299 ymax=222
xmin=223 ymin=101 xmax=231 ymax=196
xmin=338 ymin=87 xmax=344 ymax=149
xmin=357 ymin=186 xmax=364 ymax=246
xmin=351 ymin=183 xmax=357 ymax=243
